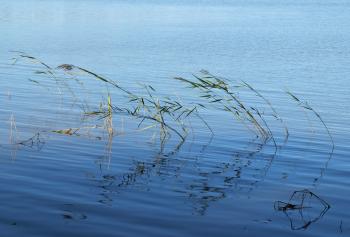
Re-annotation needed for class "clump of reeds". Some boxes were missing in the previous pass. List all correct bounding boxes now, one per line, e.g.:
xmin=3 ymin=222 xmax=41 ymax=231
xmin=9 ymin=52 xmax=334 ymax=154
xmin=11 ymin=52 xmax=280 ymax=147
xmin=174 ymin=70 xmax=288 ymax=147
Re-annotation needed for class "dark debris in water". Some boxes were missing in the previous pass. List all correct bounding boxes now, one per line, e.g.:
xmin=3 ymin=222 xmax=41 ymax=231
xmin=17 ymin=132 xmax=45 ymax=151
xmin=274 ymin=189 xmax=330 ymax=230
xmin=62 ymin=204 xmax=88 ymax=221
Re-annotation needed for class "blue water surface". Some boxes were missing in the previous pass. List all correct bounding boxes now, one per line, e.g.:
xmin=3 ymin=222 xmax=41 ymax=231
xmin=0 ymin=1 xmax=349 ymax=236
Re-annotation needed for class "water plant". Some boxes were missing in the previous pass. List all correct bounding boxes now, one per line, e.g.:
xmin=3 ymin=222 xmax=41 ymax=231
xmin=286 ymin=91 xmax=334 ymax=150
xmin=174 ymin=70 xmax=288 ymax=148
xmin=8 ymin=52 xmax=334 ymax=157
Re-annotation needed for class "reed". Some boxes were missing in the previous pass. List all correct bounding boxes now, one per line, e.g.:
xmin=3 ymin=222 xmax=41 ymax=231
xmin=9 ymin=114 xmax=17 ymax=145
xmin=9 ymin=52 xmax=335 ymax=154
xmin=174 ymin=71 xmax=281 ymax=145
xmin=286 ymin=91 xmax=334 ymax=150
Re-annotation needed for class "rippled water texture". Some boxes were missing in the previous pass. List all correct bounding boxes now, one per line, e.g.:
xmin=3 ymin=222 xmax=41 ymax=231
xmin=0 ymin=0 xmax=349 ymax=236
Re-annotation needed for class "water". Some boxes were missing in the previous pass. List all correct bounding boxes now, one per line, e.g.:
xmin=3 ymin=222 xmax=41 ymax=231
xmin=0 ymin=0 xmax=349 ymax=236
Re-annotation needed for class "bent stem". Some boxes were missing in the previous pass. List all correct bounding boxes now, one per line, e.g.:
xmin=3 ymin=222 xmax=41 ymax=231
xmin=286 ymin=91 xmax=334 ymax=150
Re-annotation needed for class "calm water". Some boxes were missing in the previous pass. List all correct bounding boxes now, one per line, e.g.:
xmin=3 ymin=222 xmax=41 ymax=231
xmin=0 ymin=0 xmax=349 ymax=236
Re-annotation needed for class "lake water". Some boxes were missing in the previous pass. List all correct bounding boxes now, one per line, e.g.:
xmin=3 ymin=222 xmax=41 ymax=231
xmin=0 ymin=0 xmax=349 ymax=236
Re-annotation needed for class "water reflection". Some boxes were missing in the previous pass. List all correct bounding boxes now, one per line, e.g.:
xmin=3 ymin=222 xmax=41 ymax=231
xmin=88 ymin=137 xmax=278 ymax=215
xmin=17 ymin=132 xmax=45 ymax=151
xmin=275 ymin=189 xmax=331 ymax=230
